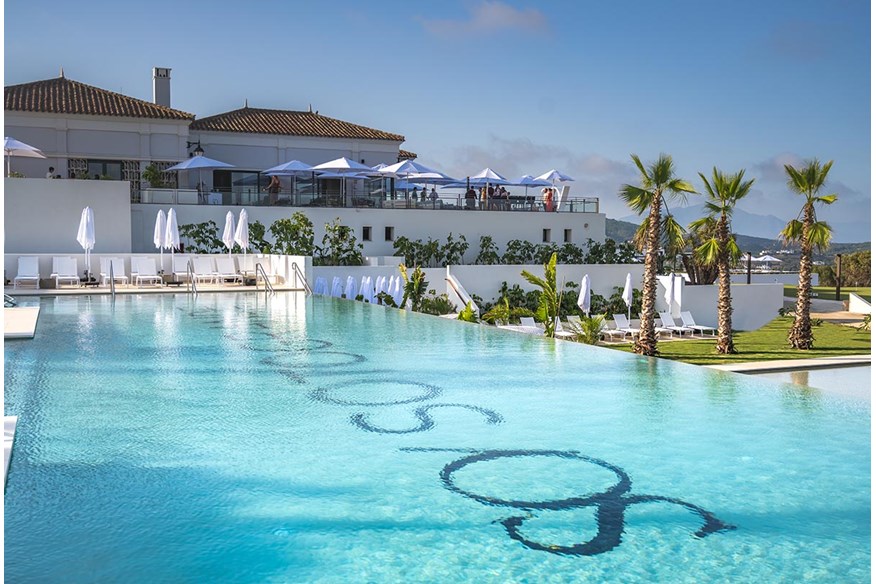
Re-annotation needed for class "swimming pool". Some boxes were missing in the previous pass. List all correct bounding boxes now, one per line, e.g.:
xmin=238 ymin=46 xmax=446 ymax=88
xmin=4 ymin=294 xmax=870 ymax=582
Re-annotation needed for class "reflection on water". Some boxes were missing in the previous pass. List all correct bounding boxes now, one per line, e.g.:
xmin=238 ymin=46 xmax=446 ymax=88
xmin=752 ymin=366 xmax=870 ymax=402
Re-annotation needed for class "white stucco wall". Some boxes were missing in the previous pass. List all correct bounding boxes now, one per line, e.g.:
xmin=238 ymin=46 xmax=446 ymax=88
xmin=848 ymin=292 xmax=871 ymax=315
xmin=448 ymin=263 xmax=645 ymax=302
xmin=131 ymin=204 xmax=606 ymax=258
xmin=730 ymin=273 xmax=818 ymax=286
xmin=4 ymin=178 xmax=132 ymax=254
xmin=5 ymin=111 xmax=191 ymax=177
xmin=679 ymin=283 xmax=783 ymax=331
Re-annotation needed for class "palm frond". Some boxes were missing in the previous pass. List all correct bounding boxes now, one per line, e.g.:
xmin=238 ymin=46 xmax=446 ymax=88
xmin=694 ymin=238 xmax=720 ymax=266
xmin=688 ymin=216 xmax=716 ymax=234
xmin=632 ymin=220 xmax=650 ymax=251
xmin=520 ymin=270 xmax=547 ymax=289
xmin=662 ymin=215 xmax=687 ymax=251
xmin=815 ymin=194 xmax=838 ymax=205
xmin=780 ymin=219 xmax=803 ymax=243
xmin=727 ymin=237 xmax=742 ymax=262
xmin=808 ymin=220 xmax=834 ymax=251
xmin=619 ymin=184 xmax=653 ymax=215
xmin=630 ymin=154 xmax=650 ymax=185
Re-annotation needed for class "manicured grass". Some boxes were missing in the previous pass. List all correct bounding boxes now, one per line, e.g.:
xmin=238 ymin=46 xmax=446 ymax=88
xmin=607 ymin=317 xmax=871 ymax=365
xmin=783 ymin=285 xmax=871 ymax=303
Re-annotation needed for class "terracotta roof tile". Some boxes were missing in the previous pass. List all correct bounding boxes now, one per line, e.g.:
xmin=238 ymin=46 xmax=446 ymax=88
xmin=398 ymin=149 xmax=417 ymax=160
xmin=4 ymin=75 xmax=194 ymax=120
xmin=189 ymin=106 xmax=404 ymax=141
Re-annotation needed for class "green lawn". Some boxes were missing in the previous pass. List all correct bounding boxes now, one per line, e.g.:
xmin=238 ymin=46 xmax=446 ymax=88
xmin=783 ymin=285 xmax=871 ymax=303
xmin=608 ymin=317 xmax=871 ymax=365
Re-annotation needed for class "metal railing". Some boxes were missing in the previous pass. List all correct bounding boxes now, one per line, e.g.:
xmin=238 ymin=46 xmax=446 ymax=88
xmin=4 ymin=294 xmax=18 ymax=307
xmin=291 ymin=262 xmax=311 ymax=294
xmin=254 ymin=263 xmax=275 ymax=296
xmin=132 ymin=189 xmax=600 ymax=214
xmin=186 ymin=259 xmax=198 ymax=295
xmin=108 ymin=262 xmax=116 ymax=298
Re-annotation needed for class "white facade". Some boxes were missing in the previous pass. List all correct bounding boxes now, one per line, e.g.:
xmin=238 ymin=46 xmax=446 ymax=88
xmin=4 ymin=111 xmax=191 ymax=179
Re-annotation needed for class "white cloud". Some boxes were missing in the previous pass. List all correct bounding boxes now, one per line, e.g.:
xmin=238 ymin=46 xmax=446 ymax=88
xmin=420 ymin=1 xmax=549 ymax=38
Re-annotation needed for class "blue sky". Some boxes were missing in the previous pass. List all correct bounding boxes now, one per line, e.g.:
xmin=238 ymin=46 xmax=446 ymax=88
xmin=5 ymin=0 xmax=871 ymax=240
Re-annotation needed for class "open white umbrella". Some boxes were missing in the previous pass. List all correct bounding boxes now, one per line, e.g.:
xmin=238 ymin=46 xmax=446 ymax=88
xmin=166 ymin=155 xmax=234 ymax=193
xmin=154 ymin=209 xmax=167 ymax=273
xmin=536 ymin=169 xmax=575 ymax=212
xmin=622 ymin=273 xmax=633 ymax=321
xmin=264 ymin=160 xmax=315 ymax=201
xmin=165 ymin=208 xmax=180 ymax=267
xmin=5 ymin=137 xmax=47 ymax=177
xmin=752 ymin=255 xmax=782 ymax=263
xmin=469 ymin=167 xmax=509 ymax=185
xmin=312 ymin=157 xmax=379 ymax=206
xmin=222 ymin=211 xmax=236 ymax=257
xmin=234 ymin=208 xmax=250 ymax=256
xmin=76 ymin=206 xmax=95 ymax=279
xmin=577 ymin=274 xmax=591 ymax=316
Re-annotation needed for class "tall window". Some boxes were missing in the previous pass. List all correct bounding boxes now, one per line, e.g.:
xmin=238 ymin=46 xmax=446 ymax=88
xmin=362 ymin=226 xmax=372 ymax=241
xmin=542 ymin=229 xmax=551 ymax=243
xmin=564 ymin=229 xmax=572 ymax=243
xmin=385 ymin=226 xmax=394 ymax=241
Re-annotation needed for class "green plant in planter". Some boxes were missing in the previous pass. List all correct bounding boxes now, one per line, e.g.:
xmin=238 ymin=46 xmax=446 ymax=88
xmin=399 ymin=264 xmax=428 ymax=311
xmin=270 ymin=212 xmax=313 ymax=255
xmin=457 ymin=301 xmax=478 ymax=323
xmin=142 ymin=163 xmax=166 ymax=188
xmin=179 ymin=220 xmax=223 ymax=253
xmin=481 ymin=297 xmax=511 ymax=325
xmin=567 ymin=315 xmax=607 ymax=345
xmin=521 ymin=252 xmax=560 ymax=337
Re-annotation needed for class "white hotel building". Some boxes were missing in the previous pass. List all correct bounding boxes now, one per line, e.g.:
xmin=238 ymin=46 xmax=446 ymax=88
xmin=4 ymin=68 xmax=605 ymax=257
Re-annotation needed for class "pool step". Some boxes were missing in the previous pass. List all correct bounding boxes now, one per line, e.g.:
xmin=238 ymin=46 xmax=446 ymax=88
xmin=4 ymin=306 xmax=40 ymax=339
xmin=4 ymin=416 xmax=17 ymax=485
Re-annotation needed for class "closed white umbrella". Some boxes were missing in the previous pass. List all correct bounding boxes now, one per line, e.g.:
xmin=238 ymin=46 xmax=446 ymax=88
xmin=361 ymin=276 xmax=374 ymax=303
xmin=665 ymin=274 xmax=677 ymax=317
xmin=622 ymin=273 xmax=633 ymax=321
xmin=577 ymin=274 xmax=591 ymax=316
xmin=222 ymin=211 xmax=236 ymax=257
xmin=331 ymin=276 xmax=343 ymax=298
xmin=314 ymin=277 xmax=328 ymax=295
xmin=391 ymin=275 xmax=404 ymax=307
xmin=165 ymin=208 xmax=180 ymax=266
xmin=76 ymin=206 xmax=95 ymax=280
xmin=154 ymin=209 xmax=167 ymax=273
xmin=234 ymin=208 xmax=250 ymax=256
xmin=344 ymin=275 xmax=358 ymax=300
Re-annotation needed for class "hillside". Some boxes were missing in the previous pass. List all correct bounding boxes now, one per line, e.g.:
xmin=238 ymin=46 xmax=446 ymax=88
xmin=605 ymin=218 xmax=869 ymax=264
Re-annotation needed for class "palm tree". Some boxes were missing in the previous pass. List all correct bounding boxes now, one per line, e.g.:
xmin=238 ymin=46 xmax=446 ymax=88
xmin=781 ymin=159 xmax=838 ymax=349
xmin=690 ymin=168 xmax=755 ymax=354
xmin=620 ymin=154 xmax=696 ymax=356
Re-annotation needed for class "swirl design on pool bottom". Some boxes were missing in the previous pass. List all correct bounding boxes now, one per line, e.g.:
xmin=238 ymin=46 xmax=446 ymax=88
xmin=225 ymin=327 xmax=504 ymax=435
xmin=404 ymin=448 xmax=736 ymax=557
xmin=352 ymin=403 xmax=504 ymax=434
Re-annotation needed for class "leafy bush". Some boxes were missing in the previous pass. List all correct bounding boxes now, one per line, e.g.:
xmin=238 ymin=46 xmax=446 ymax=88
xmin=420 ymin=294 xmax=457 ymax=315
xmin=270 ymin=212 xmax=314 ymax=255
xmin=566 ymin=315 xmax=606 ymax=345
xmin=315 ymin=218 xmax=363 ymax=266
xmin=502 ymin=239 xmax=538 ymax=264
xmin=457 ymin=301 xmax=479 ymax=323
xmin=179 ymin=220 xmax=223 ymax=253
xmin=475 ymin=236 xmax=501 ymax=265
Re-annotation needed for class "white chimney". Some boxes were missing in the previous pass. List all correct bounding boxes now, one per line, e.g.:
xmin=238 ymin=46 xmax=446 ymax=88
xmin=152 ymin=67 xmax=171 ymax=107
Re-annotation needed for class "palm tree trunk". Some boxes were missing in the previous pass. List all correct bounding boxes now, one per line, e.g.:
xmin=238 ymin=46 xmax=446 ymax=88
xmin=634 ymin=196 xmax=661 ymax=356
xmin=789 ymin=204 xmax=815 ymax=349
xmin=715 ymin=214 xmax=735 ymax=354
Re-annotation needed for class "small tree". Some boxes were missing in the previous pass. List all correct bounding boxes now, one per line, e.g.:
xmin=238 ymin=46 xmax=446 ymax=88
xmin=399 ymin=264 xmax=428 ymax=311
xmin=179 ymin=220 xmax=223 ymax=253
xmin=475 ymin=236 xmax=500 ymax=265
xmin=316 ymin=218 xmax=363 ymax=266
xmin=142 ymin=163 xmax=166 ymax=188
xmin=521 ymin=252 xmax=560 ymax=337
xmin=270 ymin=212 xmax=314 ymax=255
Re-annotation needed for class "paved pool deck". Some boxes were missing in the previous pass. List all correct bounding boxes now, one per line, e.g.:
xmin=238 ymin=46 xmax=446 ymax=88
xmin=707 ymin=354 xmax=871 ymax=374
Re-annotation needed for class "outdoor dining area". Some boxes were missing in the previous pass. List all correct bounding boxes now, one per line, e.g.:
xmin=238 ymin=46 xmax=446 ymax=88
xmin=134 ymin=154 xmax=600 ymax=214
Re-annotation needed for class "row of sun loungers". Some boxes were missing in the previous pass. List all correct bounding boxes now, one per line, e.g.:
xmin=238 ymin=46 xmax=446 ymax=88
xmin=505 ymin=312 xmax=716 ymax=342
xmin=10 ymin=255 xmax=268 ymax=289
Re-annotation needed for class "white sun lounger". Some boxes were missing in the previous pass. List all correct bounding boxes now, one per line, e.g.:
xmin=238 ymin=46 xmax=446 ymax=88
xmin=680 ymin=311 xmax=717 ymax=337
xmin=100 ymin=257 xmax=129 ymax=286
xmin=192 ymin=256 xmax=217 ymax=284
xmin=13 ymin=257 xmax=40 ymax=289
xmin=51 ymin=256 xmax=80 ymax=287
xmin=171 ymin=255 xmax=191 ymax=283
xmin=659 ymin=312 xmax=694 ymax=336
xmin=134 ymin=257 xmax=163 ymax=286
xmin=214 ymin=257 xmax=243 ymax=284
xmin=612 ymin=314 xmax=640 ymax=339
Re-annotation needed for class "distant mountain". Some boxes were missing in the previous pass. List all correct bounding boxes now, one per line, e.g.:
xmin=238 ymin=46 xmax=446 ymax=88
xmin=606 ymin=217 xmax=869 ymax=263
xmin=618 ymin=205 xmax=871 ymax=243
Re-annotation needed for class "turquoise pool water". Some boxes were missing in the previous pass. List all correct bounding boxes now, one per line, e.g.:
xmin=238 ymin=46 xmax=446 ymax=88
xmin=4 ymin=294 xmax=870 ymax=582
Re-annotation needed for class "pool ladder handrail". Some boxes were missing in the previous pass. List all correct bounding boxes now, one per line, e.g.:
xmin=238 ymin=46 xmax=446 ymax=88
xmin=4 ymin=293 xmax=18 ymax=307
xmin=254 ymin=262 xmax=275 ymax=296
xmin=109 ymin=262 xmax=116 ymax=298
xmin=186 ymin=259 xmax=198 ymax=295
xmin=290 ymin=261 xmax=311 ymax=295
